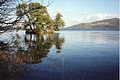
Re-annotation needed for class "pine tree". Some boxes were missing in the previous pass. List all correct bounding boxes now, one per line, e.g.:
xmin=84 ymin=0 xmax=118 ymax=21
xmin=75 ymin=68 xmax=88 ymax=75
xmin=54 ymin=13 xmax=65 ymax=31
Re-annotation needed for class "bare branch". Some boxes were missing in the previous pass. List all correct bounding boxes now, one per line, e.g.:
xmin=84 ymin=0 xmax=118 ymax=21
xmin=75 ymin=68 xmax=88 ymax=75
xmin=46 ymin=0 xmax=54 ymax=7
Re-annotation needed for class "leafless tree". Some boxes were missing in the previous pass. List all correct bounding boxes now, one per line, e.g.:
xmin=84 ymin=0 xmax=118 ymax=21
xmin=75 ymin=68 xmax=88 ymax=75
xmin=0 ymin=0 xmax=32 ymax=32
xmin=0 ymin=0 xmax=16 ymax=31
xmin=0 ymin=0 xmax=54 ymax=33
xmin=0 ymin=0 xmax=54 ymax=46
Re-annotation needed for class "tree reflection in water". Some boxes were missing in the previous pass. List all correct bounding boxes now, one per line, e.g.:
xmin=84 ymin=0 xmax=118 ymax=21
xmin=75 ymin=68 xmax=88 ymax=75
xmin=0 ymin=32 xmax=65 ymax=80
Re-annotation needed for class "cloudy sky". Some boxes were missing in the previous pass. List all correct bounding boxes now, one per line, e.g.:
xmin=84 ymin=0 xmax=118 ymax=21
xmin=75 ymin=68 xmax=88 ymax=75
xmin=34 ymin=0 xmax=119 ymax=27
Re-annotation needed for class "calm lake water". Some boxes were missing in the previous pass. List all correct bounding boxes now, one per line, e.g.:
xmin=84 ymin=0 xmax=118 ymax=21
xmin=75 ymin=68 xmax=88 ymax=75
xmin=0 ymin=30 xmax=119 ymax=80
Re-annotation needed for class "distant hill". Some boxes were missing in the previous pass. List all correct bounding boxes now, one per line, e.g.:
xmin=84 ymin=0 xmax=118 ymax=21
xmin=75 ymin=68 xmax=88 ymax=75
xmin=64 ymin=18 xmax=119 ymax=30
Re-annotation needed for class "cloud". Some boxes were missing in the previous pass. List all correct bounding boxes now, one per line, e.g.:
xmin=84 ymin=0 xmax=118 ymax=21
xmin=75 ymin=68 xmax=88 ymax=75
xmin=85 ymin=13 xmax=119 ymax=22
xmin=64 ymin=13 xmax=119 ymax=27
xmin=48 ymin=9 xmax=119 ymax=27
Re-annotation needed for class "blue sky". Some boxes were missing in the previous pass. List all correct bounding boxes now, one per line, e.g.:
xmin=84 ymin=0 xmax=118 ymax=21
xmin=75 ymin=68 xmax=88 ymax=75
xmin=33 ymin=0 xmax=119 ymax=27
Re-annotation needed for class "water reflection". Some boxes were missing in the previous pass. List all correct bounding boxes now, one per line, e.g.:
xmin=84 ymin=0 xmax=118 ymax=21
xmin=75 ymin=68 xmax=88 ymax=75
xmin=0 ymin=32 xmax=65 ymax=79
xmin=18 ymin=33 xmax=64 ymax=63
xmin=0 ymin=31 xmax=118 ymax=80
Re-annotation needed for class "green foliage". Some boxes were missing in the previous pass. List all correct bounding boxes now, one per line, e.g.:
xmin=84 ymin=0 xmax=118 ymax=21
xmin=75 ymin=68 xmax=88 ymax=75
xmin=16 ymin=2 xmax=65 ymax=33
xmin=29 ymin=2 xmax=41 ymax=11
xmin=35 ymin=24 xmax=42 ymax=30
xmin=16 ymin=3 xmax=28 ymax=17
xmin=54 ymin=13 xmax=65 ymax=31
xmin=29 ymin=3 xmax=53 ymax=30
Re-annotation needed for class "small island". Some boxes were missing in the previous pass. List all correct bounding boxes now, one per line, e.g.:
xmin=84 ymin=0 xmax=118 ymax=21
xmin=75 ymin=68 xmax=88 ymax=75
xmin=15 ymin=2 xmax=65 ymax=34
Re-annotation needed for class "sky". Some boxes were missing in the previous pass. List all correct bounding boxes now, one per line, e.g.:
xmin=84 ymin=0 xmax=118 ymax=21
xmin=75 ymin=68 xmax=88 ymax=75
xmin=33 ymin=0 xmax=119 ymax=27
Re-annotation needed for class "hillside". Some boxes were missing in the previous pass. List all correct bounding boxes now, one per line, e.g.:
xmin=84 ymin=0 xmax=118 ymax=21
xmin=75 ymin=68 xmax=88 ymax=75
xmin=64 ymin=18 xmax=119 ymax=30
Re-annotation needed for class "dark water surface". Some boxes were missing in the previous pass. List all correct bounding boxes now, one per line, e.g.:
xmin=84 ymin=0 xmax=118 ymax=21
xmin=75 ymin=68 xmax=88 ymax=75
xmin=0 ymin=30 xmax=119 ymax=80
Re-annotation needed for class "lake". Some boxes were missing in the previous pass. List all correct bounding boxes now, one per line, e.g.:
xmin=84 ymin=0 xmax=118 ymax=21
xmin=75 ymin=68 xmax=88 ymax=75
xmin=0 ymin=30 xmax=119 ymax=80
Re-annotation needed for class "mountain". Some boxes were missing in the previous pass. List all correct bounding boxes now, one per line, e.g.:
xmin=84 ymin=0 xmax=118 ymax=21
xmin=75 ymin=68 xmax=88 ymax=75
xmin=64 ymin=18 xmax=119 ymax=30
